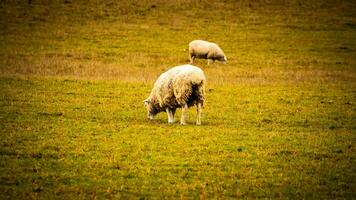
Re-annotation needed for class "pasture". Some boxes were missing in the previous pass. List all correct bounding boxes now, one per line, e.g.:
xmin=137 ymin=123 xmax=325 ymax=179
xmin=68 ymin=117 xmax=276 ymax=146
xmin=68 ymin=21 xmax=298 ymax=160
xmin=0 ymin=0 xmax=355 ymax=198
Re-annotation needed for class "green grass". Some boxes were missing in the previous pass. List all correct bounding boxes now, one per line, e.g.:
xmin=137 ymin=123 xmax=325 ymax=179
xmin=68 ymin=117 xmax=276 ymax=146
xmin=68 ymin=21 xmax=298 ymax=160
xmin=0 ymin=78 xmax=354 ymax=198
xmin=0 ymin=0 xmax=355 ymax=198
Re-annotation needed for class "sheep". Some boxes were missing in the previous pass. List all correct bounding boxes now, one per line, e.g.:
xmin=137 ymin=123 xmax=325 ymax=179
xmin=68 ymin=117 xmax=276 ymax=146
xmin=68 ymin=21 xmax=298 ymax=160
xmin=189 ymin=40 xmax=227 ymax=65
xmin=144 ymin=64 xmax=206 ymax=125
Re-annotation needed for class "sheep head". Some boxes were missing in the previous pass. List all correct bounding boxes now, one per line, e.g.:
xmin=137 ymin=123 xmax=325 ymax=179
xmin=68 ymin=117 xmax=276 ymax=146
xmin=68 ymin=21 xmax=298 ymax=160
xmin=143 ymin=98 xmax=156 ymax=120
xmin=220 ymin=56 xmax=227 ymax=64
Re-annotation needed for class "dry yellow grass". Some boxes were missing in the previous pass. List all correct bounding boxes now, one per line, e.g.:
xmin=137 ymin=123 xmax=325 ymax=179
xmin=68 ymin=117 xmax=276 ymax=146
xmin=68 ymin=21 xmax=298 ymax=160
xmin=1 ymin=0 xmax=355 ymax=85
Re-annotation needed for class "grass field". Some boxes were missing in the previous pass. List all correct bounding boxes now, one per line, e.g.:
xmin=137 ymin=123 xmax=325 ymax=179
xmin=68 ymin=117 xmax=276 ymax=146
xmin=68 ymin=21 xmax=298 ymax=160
xmin=1 ymin=0 xmax=355 ymax=198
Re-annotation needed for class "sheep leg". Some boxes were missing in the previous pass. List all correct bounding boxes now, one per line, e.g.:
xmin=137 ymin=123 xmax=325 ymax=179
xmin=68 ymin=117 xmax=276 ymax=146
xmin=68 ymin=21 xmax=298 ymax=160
xmin=190 ymin=55 xmax=195 ymax=64
xmin=207 ymin=59 xmax=213 ymax=65
xmin=196 ymin=102 xmax=202 ymax=125
xmin=180 ymin=104 xmax=188 ymax=125
xmin=166 ymin=108 xmax=174 ymax=124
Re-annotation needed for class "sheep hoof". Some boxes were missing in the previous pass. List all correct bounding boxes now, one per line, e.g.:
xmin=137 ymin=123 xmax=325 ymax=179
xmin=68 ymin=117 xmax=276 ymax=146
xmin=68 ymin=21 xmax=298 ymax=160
xmin=181 ymin=122 xmax=186 ymax=125
xmin=196 ymin=123 xmax=201 ymax=126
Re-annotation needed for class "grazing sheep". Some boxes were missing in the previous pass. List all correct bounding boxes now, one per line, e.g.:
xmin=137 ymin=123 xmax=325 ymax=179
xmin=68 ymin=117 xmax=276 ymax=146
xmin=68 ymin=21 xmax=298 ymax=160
xmin=189 ymin=40 xmax=227 ymax=64
xmin=144 ymin=64 xmax=206 ymax=125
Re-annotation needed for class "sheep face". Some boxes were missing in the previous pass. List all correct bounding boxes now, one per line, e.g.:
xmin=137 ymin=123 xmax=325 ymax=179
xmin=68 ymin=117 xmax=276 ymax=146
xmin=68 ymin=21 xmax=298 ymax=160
xmin=223 ymin=56 xmax=227 ymax=63
xmin=144 ymin=99 xmax=157 ymax=120
xmin=217 ymin=55 xmax=227 ymax=64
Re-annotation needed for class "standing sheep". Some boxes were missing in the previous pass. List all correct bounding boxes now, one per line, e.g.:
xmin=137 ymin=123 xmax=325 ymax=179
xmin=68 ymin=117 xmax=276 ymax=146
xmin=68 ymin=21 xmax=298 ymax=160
xmin=144 ymin=64 xmax=206 ymax=125
xmin=189 ymin=40 xmax=227 ymax=64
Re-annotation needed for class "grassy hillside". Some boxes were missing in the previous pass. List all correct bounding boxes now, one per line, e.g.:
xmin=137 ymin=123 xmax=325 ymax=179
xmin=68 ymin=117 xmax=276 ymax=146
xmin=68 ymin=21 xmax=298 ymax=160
xmin=0 ymin=0 xmax=355 ymax=198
